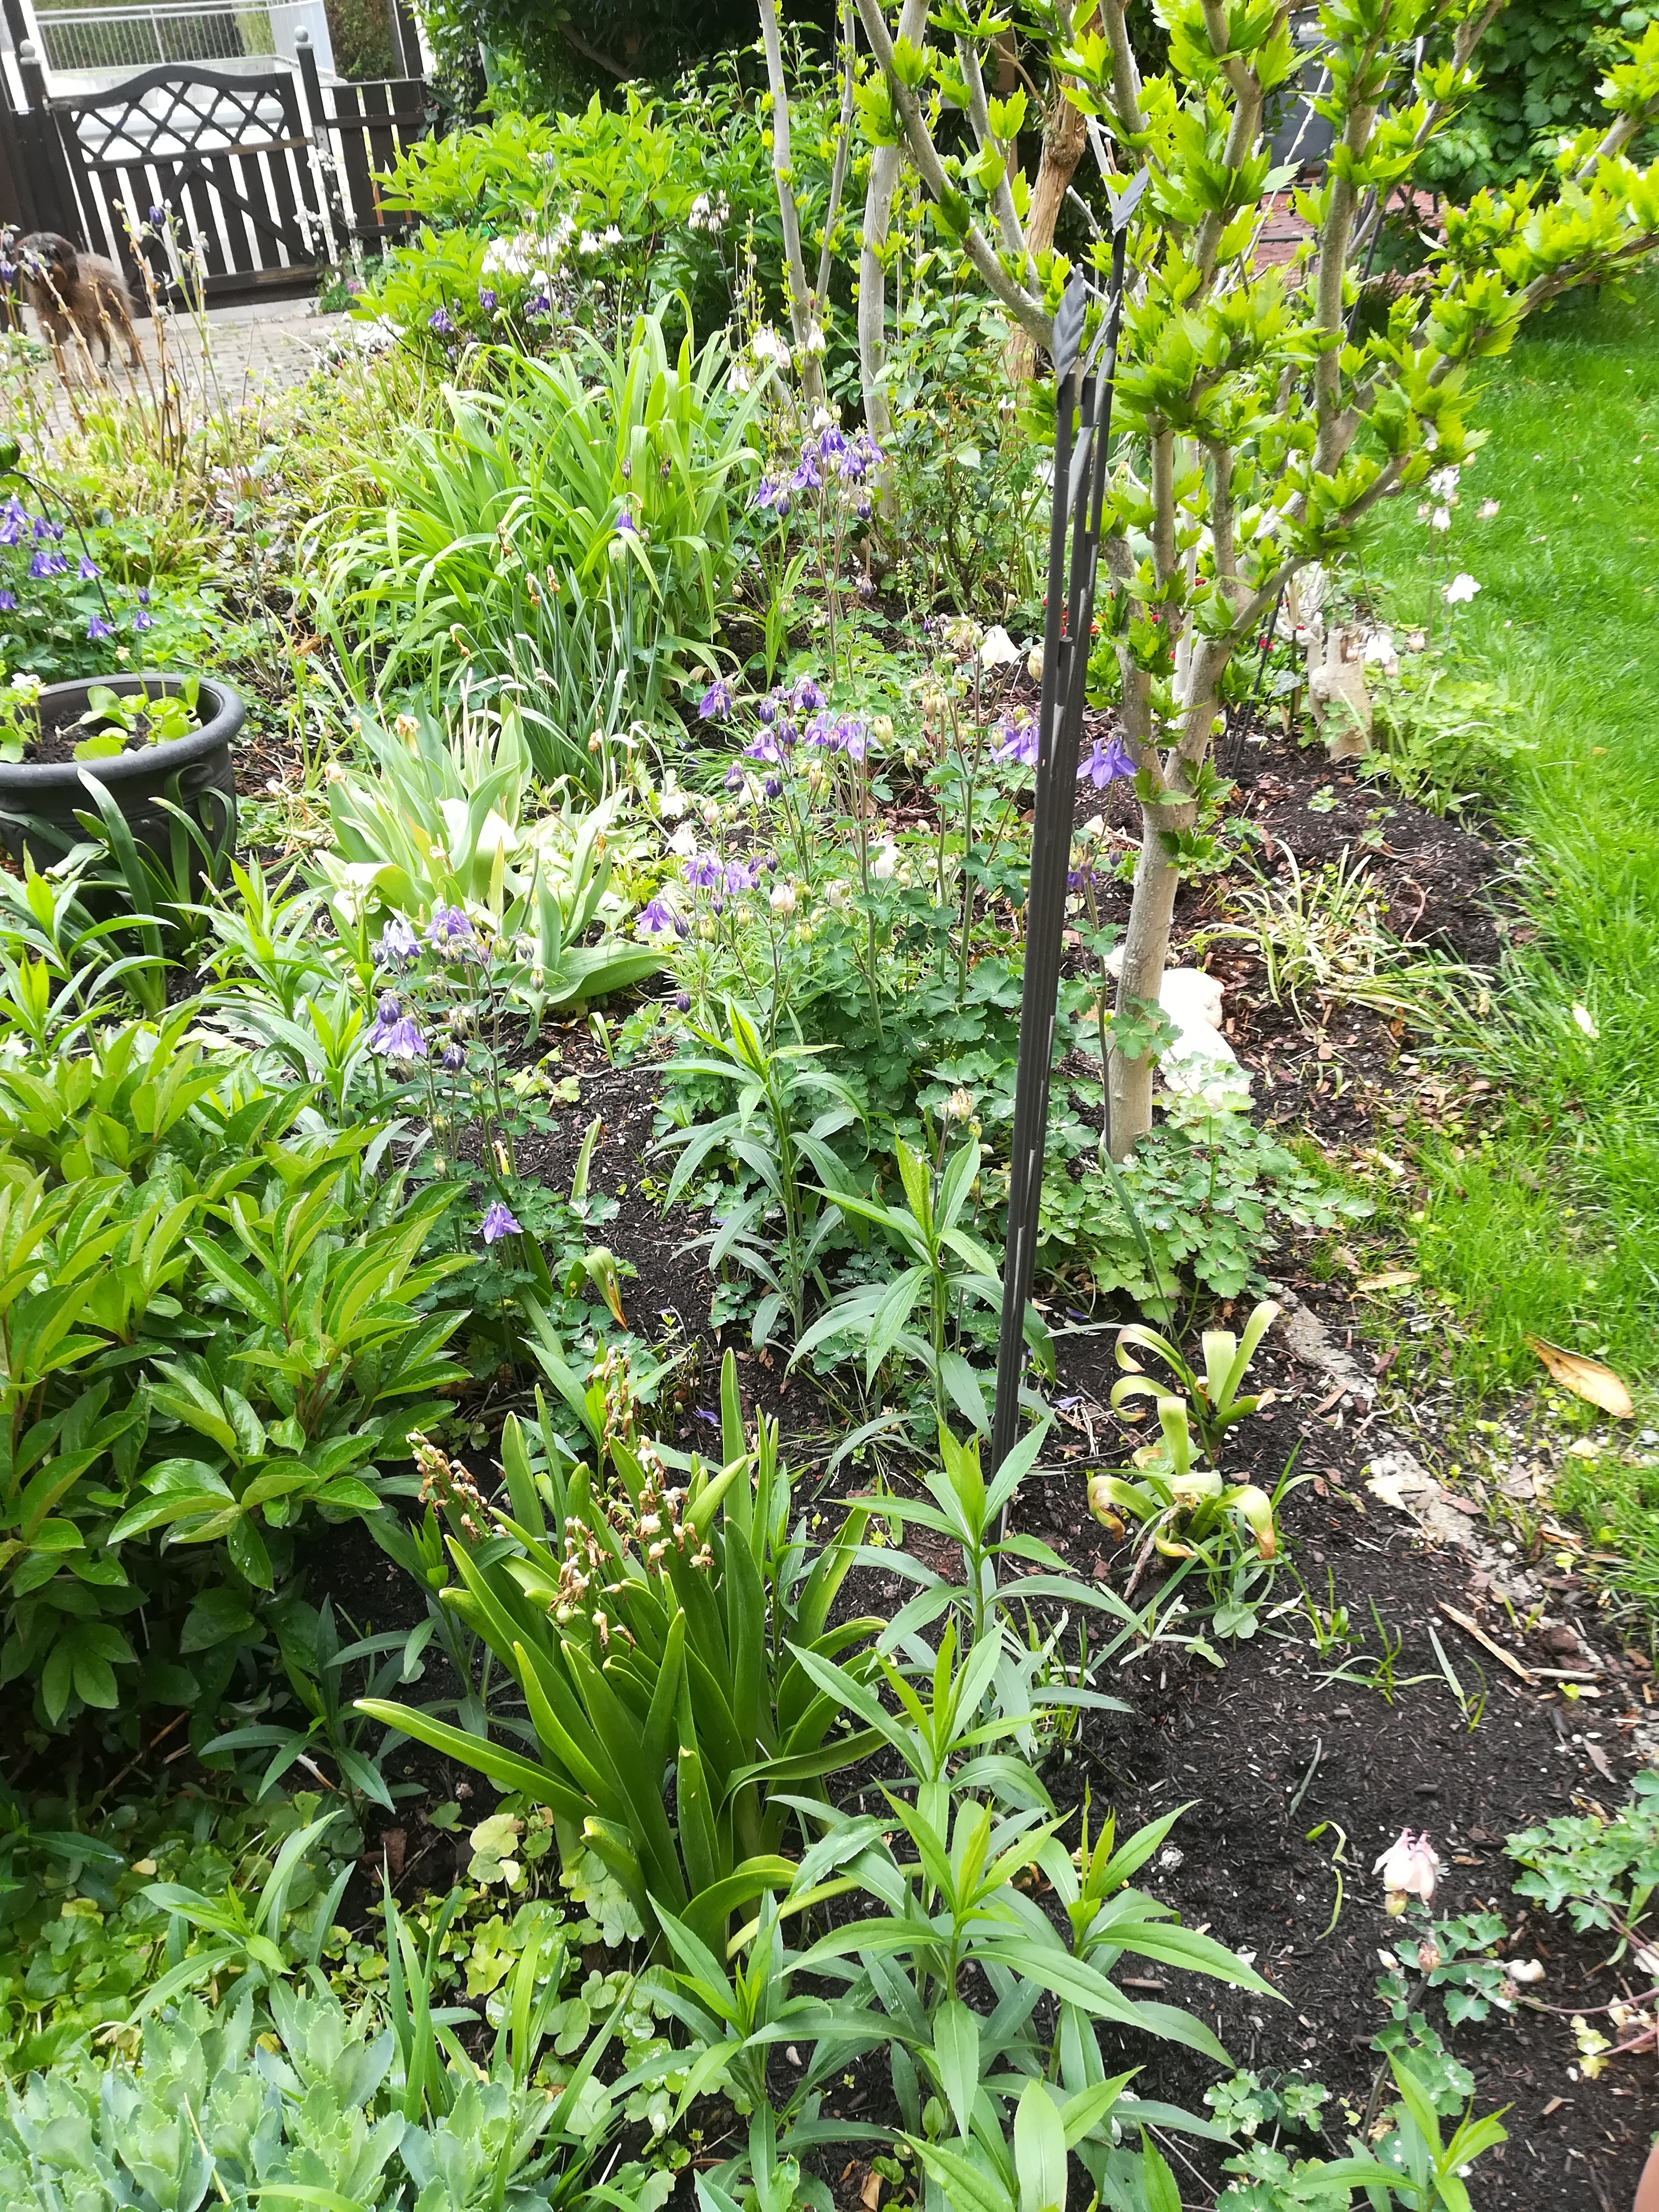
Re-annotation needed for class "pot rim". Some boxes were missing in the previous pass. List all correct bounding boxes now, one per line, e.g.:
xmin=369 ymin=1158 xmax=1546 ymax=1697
xmin=0 ymin=673 xmax=244 ymax=792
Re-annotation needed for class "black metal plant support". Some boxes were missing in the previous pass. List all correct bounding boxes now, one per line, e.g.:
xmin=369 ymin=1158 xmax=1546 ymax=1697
xmin=989 ymin=171 xmax=1146 ymax=1476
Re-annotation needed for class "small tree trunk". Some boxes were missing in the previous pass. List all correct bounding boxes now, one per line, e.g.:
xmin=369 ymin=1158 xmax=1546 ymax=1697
xmin=1107 ymin=794 xmax=1192 ymax=1157
xmin=858 ymin=0 xmax=925 ymax=513
xmin=757 ymin=0 xmax=826 ymax=410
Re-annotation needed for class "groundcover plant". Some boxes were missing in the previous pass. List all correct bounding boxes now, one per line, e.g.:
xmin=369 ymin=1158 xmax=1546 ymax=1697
xmin=0 ymin=1 xmax=1656 ymax=2206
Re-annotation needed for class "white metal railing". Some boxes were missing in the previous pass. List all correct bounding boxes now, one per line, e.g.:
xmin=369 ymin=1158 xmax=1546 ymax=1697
xmin=29 ymin=0 xmax=333 ymax=81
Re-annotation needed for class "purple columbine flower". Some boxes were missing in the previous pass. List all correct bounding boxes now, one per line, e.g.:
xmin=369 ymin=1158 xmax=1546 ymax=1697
xmin=426 ymin=904 xmax=478 ymax=956
xmin=743 ymin=733 xmax=780 ymax=765
xmin=376 ymin=914 xmax=420 ymax=965
xmin=817 ymin=424 xmax=847 ymax=460
xmin=478 ymin=287 xmax=497 ymax=312
xmin=441 ymin=1039 xmax=466 ymax=1071
xmin=675 ymin=991 xmax=691 ymax=1012
xmin=753 ymin=476 xmax=780 ymax=512
xmin=0 ymin=498 xmax=26 ymax=546
xmin=757 ymin=693 xmax=778 ymax=725
xmin=86 ymin=614 xmax=114 ymax=642
xmin=368 ymin=994 xmax=427 ymax=1061
xmin=428 ymin=304 xmax=454 ymax=335
xmin=131 ymin=608 xmax=153 ymax=630
xmin=724 ymin=857 xmax=760 ymax=895
xmin=1079 ymin=735 xmax=1136 ymax=788
xmin=699 ymin=676 xmax=733 ymax=721
xmin=526 ymin=290 xmax=551 ymax=317
xmin=32 ymin=516 xmax=60 ymax=542
xmin=0 ymin=591 xmax=14 ymax=613
xmin=763 ymin=775 xmax=782 ymax=800
xmin=838 ymin=716 xmax=868 ymax=761
xmin=855 ymin=430 xmax=884 ymax=470
xmin=28 ymin=550 xmax=66 ymax=579
xmin=77 ymin=555 xmax=99 ymax=580
xmin=802 ymin=710 xmax=839 ymax=751
xmin=614 ymin=506 xmax=638 ymax=536
xmin=792 ymin=677 xmax=823 ymax=713
xmin=637 ymin=896 xmax=680 ymax=935
xmin=994 ymin=712 xmax=1039 ymax=769
xmin=479 ymin=1200 xmax=522 ymax=1243
xmin=685 ymin=852 xmax=721 ymax=889
xmin=790 ymin=455 xmax=821 ymax=493
xmin=724 ymin=763 xmax=744 ymax=790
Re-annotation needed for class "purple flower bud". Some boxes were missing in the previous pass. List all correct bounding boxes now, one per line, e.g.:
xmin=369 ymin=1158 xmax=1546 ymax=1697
xmin=725 ymin=763 xmax=744 ymax=789
xmin=675 ymin=990 xmax=691 ymax=1012
xmin=614 ymin=506 xmax=638 ymax=536
xmin=442 ymin=1039 xmax=467 ymax=1071
xmin=763 ymin=776 xmax=782 ymax=801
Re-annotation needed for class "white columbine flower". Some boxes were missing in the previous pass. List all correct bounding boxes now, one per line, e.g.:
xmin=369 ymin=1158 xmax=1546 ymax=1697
xmin=1478 ymin=498 xmax=1500 ymax=518
xmin=979 ymin=623 xmax=1022 ymax=670
xmin=1429 ymin=507 xmax=1451 ymax=532
xmin=1374 ymin=1829 xmax=1439 ymax=1915
xmin=870 ymin=839 xmax=898 ymax=882
xmin=751 ymin=327 xmax=790 ymax=371
xmin=1428 ymin=464 xmax=1461 ymax=503
xmin=1444 ymin=573 xmax=1481 ymax=605
xmin=770 ymin=882 xmax=797 ymax=918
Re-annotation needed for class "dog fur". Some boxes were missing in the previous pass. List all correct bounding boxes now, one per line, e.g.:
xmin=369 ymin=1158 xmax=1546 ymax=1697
xmin=13 ymin=232 xmax=141 ymax=376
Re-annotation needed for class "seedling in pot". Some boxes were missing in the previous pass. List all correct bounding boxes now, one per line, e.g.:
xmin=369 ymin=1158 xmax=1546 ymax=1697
xmin=72 ymin=674 xmax=200 ymax=761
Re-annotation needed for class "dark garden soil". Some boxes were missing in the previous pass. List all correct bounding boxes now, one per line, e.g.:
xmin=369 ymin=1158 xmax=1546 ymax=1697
xmin=264 ymin=720 xmax=1652 ymax=2206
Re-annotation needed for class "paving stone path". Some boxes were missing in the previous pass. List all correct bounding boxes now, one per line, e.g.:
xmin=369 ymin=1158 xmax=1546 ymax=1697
xmin=12 ymin=294 xmax=352 ymax=440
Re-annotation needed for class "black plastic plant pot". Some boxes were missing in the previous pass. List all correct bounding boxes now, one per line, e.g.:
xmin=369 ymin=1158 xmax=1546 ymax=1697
xmin=0 ymin=673 xmax=241 ymax=879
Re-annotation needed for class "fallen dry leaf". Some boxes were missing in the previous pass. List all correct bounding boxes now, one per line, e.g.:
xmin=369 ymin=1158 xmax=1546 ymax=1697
xmin=1587 ymin=1743 xmax=1616 ymax=1783
xmin=1525 ymin=1338 xmax=1634 ymax=1419
xmin=1356 ymin=1269 xmax=1419 ymax=1293
xmin=860 ymin=2169 xmax=882 ymax=2211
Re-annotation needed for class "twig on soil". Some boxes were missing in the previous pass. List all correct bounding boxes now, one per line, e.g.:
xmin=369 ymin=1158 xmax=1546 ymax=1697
xmin=1438 ymin=1600 xmax=1534 ymax=1685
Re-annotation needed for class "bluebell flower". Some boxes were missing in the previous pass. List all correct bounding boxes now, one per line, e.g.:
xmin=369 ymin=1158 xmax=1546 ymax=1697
xmin=479 ymin=1200 xmax=522 ymax=1243
xmin=1078 ymin=735 xmax=1136 ymax=787
xmin=615 ymin=506 xmax=638 ymax=536
xmin=86 ymin=614 xmax=114 ymax=642
xmin=698 ymin=676 xmax=733 ymax=721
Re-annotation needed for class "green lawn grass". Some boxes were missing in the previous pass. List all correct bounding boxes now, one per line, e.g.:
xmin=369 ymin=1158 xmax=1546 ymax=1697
xmin=1365 ymin=276 xmax=1659 ymax=1399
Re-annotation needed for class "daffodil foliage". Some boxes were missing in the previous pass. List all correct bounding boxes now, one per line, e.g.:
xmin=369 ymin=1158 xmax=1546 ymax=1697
xmin=856 ymin=0 xmax=1659 ymax=1143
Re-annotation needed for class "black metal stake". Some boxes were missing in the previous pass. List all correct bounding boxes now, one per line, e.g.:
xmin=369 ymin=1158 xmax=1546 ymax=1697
xmin=989 ymin=173 xmax=1145 ymax=1475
